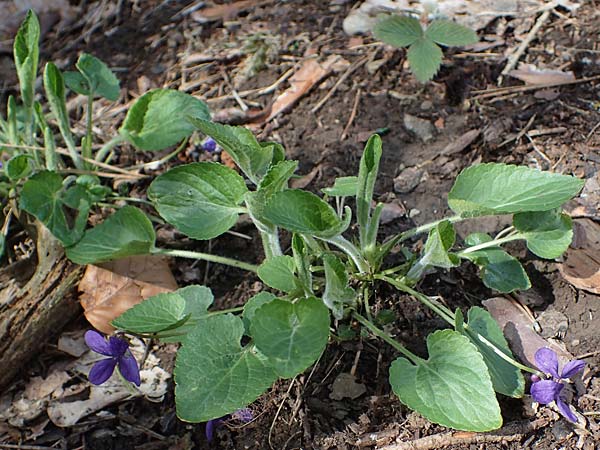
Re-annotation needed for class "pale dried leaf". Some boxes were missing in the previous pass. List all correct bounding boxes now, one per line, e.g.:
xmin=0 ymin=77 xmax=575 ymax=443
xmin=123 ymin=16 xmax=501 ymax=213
xmin=78 ymin=255 xmax=178 ymax=334
xmin=58 ymin=330 xmax=88 ymax=357
xmin=509 ymin=63 xmax=576 ymax=85
xmin=191 ymin=0 xmax=274 ymax=23
xmin=559 ymin=219 xmax=600 ymax=294
xmin=264 ymin=56 xmax=339 ymax=123
xmin=482 ymin=297 xmax=573 ymax=369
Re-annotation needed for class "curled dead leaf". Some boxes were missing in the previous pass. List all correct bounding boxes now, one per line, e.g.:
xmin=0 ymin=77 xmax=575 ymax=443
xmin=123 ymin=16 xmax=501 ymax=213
xmin=78 ymin=255 xmax=178 ymax=334
xmin=559 ymin=218 xmax=600 ymax=294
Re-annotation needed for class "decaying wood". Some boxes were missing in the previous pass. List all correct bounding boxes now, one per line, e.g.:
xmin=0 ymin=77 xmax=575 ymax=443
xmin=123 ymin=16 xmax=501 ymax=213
xmin=0 ymin=222 xmax=83 ymax=389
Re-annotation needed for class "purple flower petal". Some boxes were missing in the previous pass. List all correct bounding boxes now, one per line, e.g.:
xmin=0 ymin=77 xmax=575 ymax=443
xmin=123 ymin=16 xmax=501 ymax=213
xmin=201 ymin=137 xmax=217 ymax=152
xmin=556 ymin=397 xmax=579 ymax=423
xmin=561 ymin=359 xmax=585 ymax=379
xmin=232 ymin=408 xmax=253 ymax=423
xmin=205 ymin=418 xmax=224 ymax=442
xmin=108 ymin=336 xmax=129 ymax=357
xmin=530 ymin=379 xmax=563 ymax=404
xmin=534 ymin=347 xmax=560 ymax=378
xmin=89 ymin=358 xmax=117 ymax=385
xmin=118 ymin=350 xmax=141 ymax=386
xmin=85 ymin=330 xmax=112 ymax=356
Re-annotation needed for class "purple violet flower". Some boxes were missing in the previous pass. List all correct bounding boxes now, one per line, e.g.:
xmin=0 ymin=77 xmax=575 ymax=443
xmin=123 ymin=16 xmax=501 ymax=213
xmin=530 ymin=347 xmax=585 ymax=422
xmin=201 ymin=137 xmax=217 ymax=152
xmin=205 ymin=408 xmax=254 ymax=442
xmin=85 ymin=330 xmax=141 ymax=386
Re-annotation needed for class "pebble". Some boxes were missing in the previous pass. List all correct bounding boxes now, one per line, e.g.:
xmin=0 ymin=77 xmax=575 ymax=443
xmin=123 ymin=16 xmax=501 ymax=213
xmin=393 ymin=167 xmax=424 ymax=193
xmin=403 ymin=114 xmax=435 ymax=143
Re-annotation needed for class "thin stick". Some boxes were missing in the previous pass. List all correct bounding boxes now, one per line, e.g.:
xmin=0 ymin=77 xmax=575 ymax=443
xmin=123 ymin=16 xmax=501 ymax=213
xmin=205 ymin=67 xmax=295 ymax=103
xmin=498 ymin=9 xmax=551 ymax=85
xmin=471 ymin=74 xmax=600 ymax=101
xmin=341 ymin=88 xmax=361 ymax=140
xmin=311 ymin=56 xmax=368 ymax=114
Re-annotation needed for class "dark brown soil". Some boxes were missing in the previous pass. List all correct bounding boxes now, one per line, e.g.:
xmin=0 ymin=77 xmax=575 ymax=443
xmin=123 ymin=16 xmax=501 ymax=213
xmin=1 ymin=1 xmax=600 ymax=449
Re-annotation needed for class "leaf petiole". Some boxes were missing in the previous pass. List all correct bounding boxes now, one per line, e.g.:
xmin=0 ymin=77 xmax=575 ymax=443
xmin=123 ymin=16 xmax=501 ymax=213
xmin=152 ymin=247 xmax=259 ymax=273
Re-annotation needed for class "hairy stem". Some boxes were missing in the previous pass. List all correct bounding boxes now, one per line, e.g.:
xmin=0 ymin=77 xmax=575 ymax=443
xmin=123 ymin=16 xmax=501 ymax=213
xmin=322 ymin=235 xmax=370 ymax=274
xmin=152 ymin=248 xmax=258 ymax=273
xmin=353 ymin=312 xmax=423 ymax=365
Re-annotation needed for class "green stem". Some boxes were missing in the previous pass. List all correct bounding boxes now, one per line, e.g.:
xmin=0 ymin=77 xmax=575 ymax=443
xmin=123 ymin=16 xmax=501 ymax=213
xmin=362 ymin=284 xmax=373 ymax=322
xmin=260 ymin=229 xmax=282 ymax=259
xmin=110 ymin=196 xmax=154 ymax=206
xmin=352 ymin=312 xmax=422 ymax=364
xmin=83 ymin=94 xmax=94 ymax=167
xmin=95 ymin=135 xmax=126 ymax=162
xmin=152 ymin=248 xmax=258 ymax=273
xmin=322 ymin=235 xmax=370 ymax=274
xmin=378 ymin=275 xmax=540 ymax=375
xmin=459 ymin=233 xmax=522 ymax=256
xmin=378 ymin=275 xmax=455 ymax=324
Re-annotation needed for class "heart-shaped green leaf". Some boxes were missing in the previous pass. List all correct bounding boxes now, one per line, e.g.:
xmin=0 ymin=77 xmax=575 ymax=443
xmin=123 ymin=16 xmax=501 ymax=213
xmin=65 ymin=206 xmax=155 ymax=264
xmin=448 ymin=163 xmax=584 ymax=218
xmin=74 ymin=53 xmax=120 ymax=101
xmin=120 ymin=89 xmax=210 ymax=151
xmin=462 ymin=307 xmax=525 ymax=398
xmin=20 ymin=171 xmax=88 ymax=246
xmin=251 ymin=297 xmax=330 ymax=378
xmin=323 ymin=254 xmax=356 ymax=319
xmin=188 ymin=119 xmax=275 ymax=184
xmin=389 ymin=329 xmax=502 ymax=431
xmin=148 ymin=162 xmax=248 ymax=240
xmin=242 ymin=292 xmax=277 ymax=332
xmin=263 ymin=190 xmax=349 ymax=238
xmin=175 ymin=314 xmax=277 ymax=422
xmin=112 ymin=292 xmax=187 ymax=333
xmin=257 ymin=255 xmax=298 ymax=293
xmin=513 ymin=209 xmax=573 ymax=259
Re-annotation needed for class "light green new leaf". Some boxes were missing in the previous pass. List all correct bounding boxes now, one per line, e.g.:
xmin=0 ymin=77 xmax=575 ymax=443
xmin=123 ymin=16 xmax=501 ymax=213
xmin=263 ymin=190 xmax=350 ymax=238
xmin=75 ymin=53 xmax=120 ymax=100
xmin=251 ymin=297 xmax=330 ymax=378
xmin=462 ymin=307 xmax=525 ymax=398
xmin=44 ymin=62 xmax=81 ymax=168
xmin=6 ymin=154 xmax=32 ymax=180
xmin=448 ymin=163 xmax=584 ymax=218
xmin=389 ymin=329 xmax=502 ymax=431
xmin=120 ymin=89 xmax=210 ymax=151
xmin=513 ymin=209 xmax=573 ymax=259
xmin=257 ymin=255 xmax=298 ymax=293
xmin=112 ymin=293 xmax=187 ymax=333
xmin=461 ymin=233 xmax=530 ymax=293
xmin=407 ymin=38 xmax=443 ymax=82
xmin=421 ymin=220 xmax=458 ymax=268
xmin=188 ymin=119 xmax=274 ymax=184
xmin=65 ymin=206 xmax=155 ymax=264
xmin=374 ymin=15 xmax=423 ymax=48
xmin=20 ymin=171 xmax=88 ymax=246
xmin=243 ymin=292 xmax=277 ymax=332
xmin=322 ymin=176 xmax=358 ymax=197
xmin=323 ymin=254 xmax=356 ymax=319
xmin=14 ymin=10 xmax=40 ymax=109
xmin=425 ymin=20 xmax=478 ymax=47
xmin=257 ymin=160 xmax=298 ymax=196
xmin=161 ymin=285 xmax=214 ymax=342
xmin=64 ymin=71 xmax=91 ymax=96
xmin=148 ymin=162 xmax=248 ymax=240
xmin=175 ymin=314 xmax=277 ymax=422
xmin=357 ymin=135 xmax=382 ymax=247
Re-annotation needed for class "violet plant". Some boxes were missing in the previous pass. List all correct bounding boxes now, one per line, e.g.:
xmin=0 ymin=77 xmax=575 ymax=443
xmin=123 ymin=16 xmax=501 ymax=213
xmin=0 ymin=10 xmax=210 ymax=257
xmin=83 ymin=118 xmax=586 ymax=431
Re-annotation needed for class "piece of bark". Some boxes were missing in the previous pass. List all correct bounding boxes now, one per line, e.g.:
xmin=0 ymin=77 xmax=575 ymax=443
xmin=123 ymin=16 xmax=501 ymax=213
xmin=0 ymin=223 xmax=83 ymax=389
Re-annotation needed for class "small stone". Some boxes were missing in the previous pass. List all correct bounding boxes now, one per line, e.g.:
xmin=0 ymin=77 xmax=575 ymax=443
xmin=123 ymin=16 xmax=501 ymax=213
xmin=394 ymin=167 xmax=424 ymax=194
xmin=409 ymin=209 xmax=420 ymax=218
xmin=329 ymin=373 xmax=366 ymax=400
xmin=367 ymin=58 xmax=387 ymax=74
xmin=420 ymin=100 xmax=433 ymax=110
xmin=536 ymin=309 xmax=569 ymax=339
xmin=380 ymin=202 xmax=406 ymax=224
xmin=403 ymin=114 xmax=435 ymax=143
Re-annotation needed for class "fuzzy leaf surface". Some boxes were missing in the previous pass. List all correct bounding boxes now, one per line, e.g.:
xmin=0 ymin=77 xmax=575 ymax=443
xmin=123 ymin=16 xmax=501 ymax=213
xmin=374 ymin=15 xmax=423 ymax=47
xmin=448 ymin=163 xmax=584 ymax=217
xmin=425 ymin=20 xmax=478 ymax=46
xmin=120 ymin=89 xmax=210 ymax=151
xmin=148 ymin=162 xmax=248 ymax=240
xmin=257 ymin=255 xmax=298 ymax=293
xmin=251 ymin=297 xmax=330 ymax=378
xmin=389 ymin=329 xmax=502 ymax=431
xmin=175 ymin=314 xmax=277 ymax=422
xmin=407 ymin=38 xmax=443 ymax=82
xmin=513 ymin=209 xmax=573 ymax=259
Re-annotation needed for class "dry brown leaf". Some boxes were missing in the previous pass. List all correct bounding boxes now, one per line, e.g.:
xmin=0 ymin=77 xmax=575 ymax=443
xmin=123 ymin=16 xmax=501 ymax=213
xmin=191 ymin=0 xmax=275 ymax=23
xmin=263 ymin=56 xmax=339 ymax=123
xmin=483 ymin=297 xmax=573 ymax=369
xmin=78 ymin=255 xmax=177 ymax=334
xmin=509 ymin=64 xmax=576 ymax=85
xmin=559 ymin=219 xmax=600 ymax=294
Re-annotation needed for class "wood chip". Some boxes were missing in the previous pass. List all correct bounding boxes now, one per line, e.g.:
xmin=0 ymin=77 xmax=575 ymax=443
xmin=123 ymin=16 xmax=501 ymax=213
xmin=191 ymin=0 xmax=274 ymax=23
xmin=559 ymin=218 xmax=600 ymax=294
xmin=78 ymin=255 xmax=178 ymax=334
